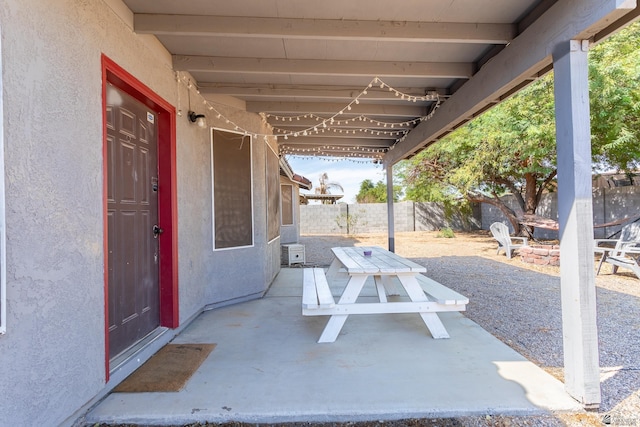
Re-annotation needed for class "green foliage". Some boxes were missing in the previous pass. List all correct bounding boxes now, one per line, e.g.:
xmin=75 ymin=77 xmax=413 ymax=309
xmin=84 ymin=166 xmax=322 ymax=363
xmin=400 ymin=22 xmax=640 ymax=233
xmin=402 ymin=74 xmax=557 ymax=209
xmin=335 ymin=211 xmax=367 ymax=234
xmin=589 ymin=22 xmax=640 ymax=171
xmin=355 ymin=179 xmax=402 ymax=203
xmin=436 ymin=227 xmax=456 ymax=238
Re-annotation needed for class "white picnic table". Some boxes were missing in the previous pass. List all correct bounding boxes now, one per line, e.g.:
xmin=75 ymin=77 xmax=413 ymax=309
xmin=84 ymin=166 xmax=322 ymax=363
xmin=303 ymin=246 xmax=467 ymax=343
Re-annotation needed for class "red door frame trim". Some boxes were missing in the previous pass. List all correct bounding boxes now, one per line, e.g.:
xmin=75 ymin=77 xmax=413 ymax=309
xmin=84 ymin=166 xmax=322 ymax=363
xmin=101 ymin=55 xmax=179 ymax=380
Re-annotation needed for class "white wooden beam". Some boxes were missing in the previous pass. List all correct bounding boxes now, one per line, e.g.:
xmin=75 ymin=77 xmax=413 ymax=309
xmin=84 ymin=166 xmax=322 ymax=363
xmin=384 ymin=0 xmax=637 ymax=165
xmin=173 ymin=55 xmax=474 ymax=79
xmin=0 ymin=21 xmax=5 ymax=335
xmin=247 ymin=101 xmax=426 ymax=117
xmin=386 ymin=164 xmax=395 ymax=252
xmin=593 ymin=4 xmax=640 ymax=43
xmin=136 ymin=14 xmax=515 ymax=44
xmin=267 ymin=117 xmax=414 ymax=130
xmin=554 ymin=39 xmax=601 ymax=408
xmin=280 ymin=146 xmax=384 ymax=158
xmin=200 ymin=83 xmax=445 ymax=101
xmin=279 ymin=137 xmax=393 ymax=147
xmin=272 ymin=128 xmax=400 ymax=139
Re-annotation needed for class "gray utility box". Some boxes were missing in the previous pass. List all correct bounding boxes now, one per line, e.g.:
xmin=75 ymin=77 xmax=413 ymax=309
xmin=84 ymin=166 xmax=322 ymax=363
xmin=282 ymin=244 xmax=305 ymax=266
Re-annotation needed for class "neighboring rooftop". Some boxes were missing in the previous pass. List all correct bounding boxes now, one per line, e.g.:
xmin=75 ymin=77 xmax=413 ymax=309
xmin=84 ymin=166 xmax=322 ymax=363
xmin=301 ymin=193 xmax=344 ymax=204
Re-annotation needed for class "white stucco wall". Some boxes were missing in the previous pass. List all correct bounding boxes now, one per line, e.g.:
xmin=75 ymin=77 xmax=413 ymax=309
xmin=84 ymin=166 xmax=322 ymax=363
xmin=279 ymin=176 xmax=301 ymax=244
xmin=0 ymin=1 xmax=280 ymax=425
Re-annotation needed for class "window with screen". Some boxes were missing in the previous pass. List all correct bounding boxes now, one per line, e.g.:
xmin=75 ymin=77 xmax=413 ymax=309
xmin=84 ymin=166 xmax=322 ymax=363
xmin=211 ymin=128 xmax=253 ymax=250
xmin=281 ymin=184 xmax=294 ymax=226
xmin=266 ymin=146 xmax=280 ymax=242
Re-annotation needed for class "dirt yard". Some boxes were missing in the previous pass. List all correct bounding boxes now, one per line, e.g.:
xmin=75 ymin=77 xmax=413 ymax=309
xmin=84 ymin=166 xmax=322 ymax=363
xmin=298 ymin=230 xmax=640 ymax=427
xmin=301 ymin=230 xmax=640 ymax=298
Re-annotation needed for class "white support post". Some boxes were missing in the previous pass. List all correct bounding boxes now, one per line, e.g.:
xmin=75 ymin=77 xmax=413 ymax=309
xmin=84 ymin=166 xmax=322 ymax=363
xmin=0 ymin=23 xmax=5 ymax=335
xmin=386 ymin=163 xmax=395 ymax=252
xmin=553 ymin=39 xmax=600 ymax=408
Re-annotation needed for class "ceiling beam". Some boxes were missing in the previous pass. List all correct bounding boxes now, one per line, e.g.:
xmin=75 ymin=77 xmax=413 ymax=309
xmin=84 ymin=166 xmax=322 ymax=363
xmin=270 ymin=124 xmax=413 ymax=133
xmin=593 ymin=4 xmax=640 ymax=43
xmin=282 ymin=149 xmax=384 ymax=159
xmin=248 ymin=101 xmax=426 ymax=117
xmin=200 ymin=83 xmax=447 ymax=101
xmin=279 ymin=137 xmax=393 ymax=148
xmin=266 ymin=117 xmax=415 ymax=130
xmin=173 ymin=56 xmax=474 ymax=79
xmin=272 ymin=128 xmax=401 ymax=140
xmin=384 ymin=0 xmax=637 ymax=165
xmin=280 ymin=145 xmax=387 ymax=158
xmin=136 ymin=14 xmax=516 ymax=44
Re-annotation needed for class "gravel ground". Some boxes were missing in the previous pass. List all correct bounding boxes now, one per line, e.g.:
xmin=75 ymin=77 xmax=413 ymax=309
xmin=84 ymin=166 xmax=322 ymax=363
xmin=297 ymin=231 xmax=640 ymax=426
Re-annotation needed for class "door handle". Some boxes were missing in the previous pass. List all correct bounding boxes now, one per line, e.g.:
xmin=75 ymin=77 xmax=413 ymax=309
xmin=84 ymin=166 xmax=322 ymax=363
xmin=153 ymin=225 xmax=164 ymax=238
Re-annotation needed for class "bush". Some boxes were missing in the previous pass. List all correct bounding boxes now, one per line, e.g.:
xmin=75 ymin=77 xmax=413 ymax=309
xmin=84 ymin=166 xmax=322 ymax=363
xmin=436 ymin=227 xmax=456 ymax=238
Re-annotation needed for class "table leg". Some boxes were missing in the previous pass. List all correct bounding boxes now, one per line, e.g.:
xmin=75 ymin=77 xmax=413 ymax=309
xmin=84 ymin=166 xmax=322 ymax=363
xmin=397 ymin=274 xmax=450 ymax=339
xmin=318 ymin=274 xmax=368 ymax=343
xmin=374 ymin=275 xmax=387 ymax=303
xmin=382 ymin=275 xmax=401 ymax=296
xmin=325 ymin=257 xmax=342 ymax=282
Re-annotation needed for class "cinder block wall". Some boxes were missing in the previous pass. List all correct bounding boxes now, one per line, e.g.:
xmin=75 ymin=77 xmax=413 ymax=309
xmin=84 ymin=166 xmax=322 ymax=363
xmin=300 ymin=201 xmax=480 ymax=234
xmin=299 ymin=204 xmax=345 ymax=234
xmin=301 ymin=186 xmax=640 ymax=237
xmin=481 ymin=186 xmax=640 ymax=239
xmin=414 ymin=202 xmax=481 ymax=231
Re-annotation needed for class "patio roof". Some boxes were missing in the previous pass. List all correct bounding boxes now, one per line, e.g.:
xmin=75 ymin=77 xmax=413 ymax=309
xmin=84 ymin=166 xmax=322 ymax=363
xmin=301 ymin=193 xmax=344 ymax=204
xmin=122 ymin=0 xmax=638 ymax=163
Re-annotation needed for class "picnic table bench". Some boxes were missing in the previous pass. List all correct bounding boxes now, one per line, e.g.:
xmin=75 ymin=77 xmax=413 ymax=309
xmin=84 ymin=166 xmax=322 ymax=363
xmin=302 ymin=246 xmax=468 ymax=343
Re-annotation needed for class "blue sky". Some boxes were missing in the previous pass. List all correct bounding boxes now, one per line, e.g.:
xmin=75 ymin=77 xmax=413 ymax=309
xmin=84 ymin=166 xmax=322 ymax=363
xmin=287 ymin=156 xmax=386 ymax=204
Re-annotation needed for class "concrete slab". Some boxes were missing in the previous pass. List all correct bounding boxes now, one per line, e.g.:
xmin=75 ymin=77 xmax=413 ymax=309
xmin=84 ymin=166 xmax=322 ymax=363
xmin=86 ymin=268 xmax=582 ymax=425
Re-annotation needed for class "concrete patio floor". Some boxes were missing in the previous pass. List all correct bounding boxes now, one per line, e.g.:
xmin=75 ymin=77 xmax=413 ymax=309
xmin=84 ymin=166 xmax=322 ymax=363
xmin=85 ymin=268 xmax=582 ymax=425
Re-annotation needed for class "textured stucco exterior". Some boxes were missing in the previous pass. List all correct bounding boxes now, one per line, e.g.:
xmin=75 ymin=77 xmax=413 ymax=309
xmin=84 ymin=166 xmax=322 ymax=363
xmin=0 ymin=1 xmax=281 ymax=425
xmin=279 ymin=176 xmax=302 ymax=244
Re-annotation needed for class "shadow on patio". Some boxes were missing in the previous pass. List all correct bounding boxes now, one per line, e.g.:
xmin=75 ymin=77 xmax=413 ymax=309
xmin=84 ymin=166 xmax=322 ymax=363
xmin=85 ymin=268 xmax=582 ymax=425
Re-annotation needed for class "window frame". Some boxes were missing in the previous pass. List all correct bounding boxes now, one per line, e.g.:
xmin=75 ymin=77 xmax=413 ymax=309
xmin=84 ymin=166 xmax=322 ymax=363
xmin=210 ymin=127 xmax=254 ymax=251
xmin=266 ymin=144 xmax=280 ymax=243
xmin=280 ymin=184 xmax=294 ymax=226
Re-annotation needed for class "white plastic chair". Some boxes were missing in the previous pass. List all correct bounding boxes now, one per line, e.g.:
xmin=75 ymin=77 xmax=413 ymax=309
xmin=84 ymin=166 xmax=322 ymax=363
xmin=597 ymin=222 xmax=640 ymax=279
xmin=490 ymin=222 xmax=528 ymax=259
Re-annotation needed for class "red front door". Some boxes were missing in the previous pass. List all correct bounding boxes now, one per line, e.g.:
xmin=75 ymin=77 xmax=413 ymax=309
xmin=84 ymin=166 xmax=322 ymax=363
xmin=106 ymin=83 xmax=160 ymax=359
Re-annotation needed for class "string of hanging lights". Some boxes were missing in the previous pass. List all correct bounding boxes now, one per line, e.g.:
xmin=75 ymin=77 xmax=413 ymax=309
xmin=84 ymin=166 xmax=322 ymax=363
xmin=175 ymin=72 xmax=441 ymax=158
xmin=284 ymin=154 xmax=385 ymax=165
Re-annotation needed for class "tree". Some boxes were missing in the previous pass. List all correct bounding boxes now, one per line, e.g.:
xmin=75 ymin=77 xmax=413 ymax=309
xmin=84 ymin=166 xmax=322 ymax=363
xmin=400 ymin=76 xmax=557 ymax=234
xmin=356 ymin=179 xmax=402 ymax=203
xmin=315 ymin=172 xmax=344 ymax=204
xmin=589 ymin=23 xmax=640 ymax=171
xmin=401 ymin=22 xmax=640 ymax=235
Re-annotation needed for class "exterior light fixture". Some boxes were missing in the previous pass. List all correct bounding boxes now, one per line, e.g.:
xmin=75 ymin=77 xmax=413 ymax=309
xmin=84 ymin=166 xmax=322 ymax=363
xmin=188 ymin=111 xmax=207 ymax=128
